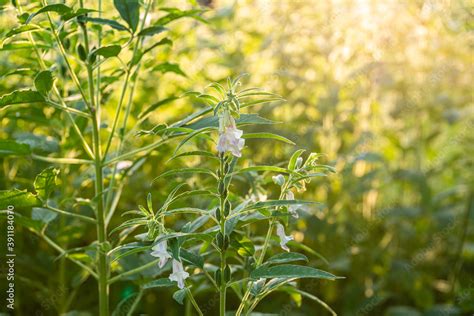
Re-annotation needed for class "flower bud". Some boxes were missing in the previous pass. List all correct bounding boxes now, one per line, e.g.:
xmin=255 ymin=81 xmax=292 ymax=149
xmin=272 ymin=174 xmax=285 ymax=186
xmin=296 ymin=157 xmax=303 ymax=168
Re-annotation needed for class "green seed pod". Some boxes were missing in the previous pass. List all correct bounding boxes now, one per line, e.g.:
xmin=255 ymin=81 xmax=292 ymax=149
xmin=215 ymin=207 xmax=221 ymax=221
xmin=217 ymin=169 xmax=221 ymax=178
xmin=223 ymin=235 xmax=230 ymax=250
xmin=89 ymin=46 xmax=97 ymax=64
xmin=77 ymin=43 xmax=87 ymax=61
xmin=215 ymin=270 xmax=221 ymax=286
xmin=218 ymin=181 xmax=225 ymax=195
xmin=224 ymin=200 xmax=231 ymax=216
xmin=216 ymin=232 xmax=224 ymax=248
xmin=224 ymin=162 xmax=230 ymax=174
xmin=224 ymin=265 xmax=231 ymax=282
xmin=63 ymin=38 xmax=71 ymax=50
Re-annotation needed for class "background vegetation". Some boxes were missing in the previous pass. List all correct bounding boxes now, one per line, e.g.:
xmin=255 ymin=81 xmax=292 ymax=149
xmin=0 ymin=0 xmax=472 ymax=315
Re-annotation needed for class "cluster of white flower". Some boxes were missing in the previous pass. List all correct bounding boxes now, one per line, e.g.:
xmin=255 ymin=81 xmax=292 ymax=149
xmin=216 ymin=110 xmax=245 ymax=157
xmin=150 ymin=240 xmax=189 ymax=289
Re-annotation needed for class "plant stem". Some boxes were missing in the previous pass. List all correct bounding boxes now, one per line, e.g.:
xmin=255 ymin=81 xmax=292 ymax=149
xmin=44 ymin=205 xmax=96 ymax=223
xmin=218 ymin=154 xmax=228 ymax=316
xmin=126 ymin=290 xmax=143 ymax=316
xmin=40 ymin=233 xmax=98 ymax=278
xmin=108 ymin=258 xmax=162 ymax=284
xmin=79 ymin=14 xmax=109 ymax=315
xmin=186 ymin=288 xmax=204 ymax=316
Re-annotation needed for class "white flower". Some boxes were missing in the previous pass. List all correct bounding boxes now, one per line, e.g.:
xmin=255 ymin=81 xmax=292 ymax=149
xmin=272 ymin=174 xmax=285 ymax=186
xmin=286 ymin=190 xmax=299 ymax=218
xmin=217 ymin=111 xmax=245 ymax=157
xmin=276 ymin=222 xmax=293 ymax=252
xmin=150 ymin=240 xmax=171 ymax=268
xmin=169 ymin=259 xmax=189 ymax=289
xmin=116 ymin=160 xmax=133 ymax=171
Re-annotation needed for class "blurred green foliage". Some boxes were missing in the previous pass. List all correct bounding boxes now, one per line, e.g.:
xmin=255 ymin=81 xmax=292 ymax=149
xmin=0 ymin=0 xmax=472 ymax=315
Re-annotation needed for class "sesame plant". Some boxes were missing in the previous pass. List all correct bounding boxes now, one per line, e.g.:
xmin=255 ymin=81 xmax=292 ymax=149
xmin=111 ymin=77 xmax=342 ymax=315
xmin=0 ymin=0 xmax=339 ymax=315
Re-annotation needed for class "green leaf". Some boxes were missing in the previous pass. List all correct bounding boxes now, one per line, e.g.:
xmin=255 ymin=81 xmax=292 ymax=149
xmin=0 ymin=189 xmax=41 ymax=209
xmin=185 ymin=114 xmax=278 ymax=130
xmin=156 ymin=8 xmax=206 ymax=25
xmin=241 ymin=133 xmax=295 ymax=145
xmin=34 ymin=70 xmax=54 ymax=94
xmin=89 ymin=45 xmax=121 ymax=59
xmin=141 ymin=37 xmax=173 ymax=55
xmin=0 ymin=90 xmax=45 ymax=110
xmin=172 ymin=288 xmax=187 ymax=304
xmin=0 ymin=211 xmax=42 ymax=232
xmin=84 ymin=17 xmax=129 ymax=31
xmin=153 ymin=168 xmax=217 ymax=182
xmin=154 ymin=232 xmax=214 ymax=244
xmin=233 ymin=166 xmax=290 ymax=175
xmin=61 ymin=8 xmax=96 ymax=22
xmin=265 ymin=252 xmax=308 ymax=265
xmin=250 ymin=264 xmax=342 ymax=280
xmin=0 ymin=140 xmax=31 ymax=157
xmin=291 ymin=289 xmax=337 ymax=316
xmin=0 ymin=43 xmax=51 ymax=51
xmin=137 ymin=25 xmax=167 ymax=37
xmin=173 ymin=127 xmax=216 ymax=154
xmin=5 ymin=24 xmax=41 ymax=39
xmin=113 ymin=0 xmax=140 ymax=32
xmin=152 ymin=62 xmax=186 ymax=77
xmin=26 ymin=4 xmax=73 ymax=23
xmin=287 ymin=241 xmax=329 ymax=265
xmin=244 ymin=199 xmax=320 ymax=212
xmin=1 ymin=68 xmax=35 ymax=78
xmin=32 ymin=207 xmax=57 ymax=224
xmin=230 ymin=234 xmax=255 ymax=257
xmin=34 ymin=167 xmax=60 ymax=201
xmin=169 ymin=150 xmax=217 ymax=162
xmin=110 ymin=243 xmax=151 ymax=262
xmin=288 ymin=149 xmax=306 ymax=171
xmin=180 ymin=248 xmax=204 ymax=268
xmin=143 ymin=278 xmax=175 ymax=289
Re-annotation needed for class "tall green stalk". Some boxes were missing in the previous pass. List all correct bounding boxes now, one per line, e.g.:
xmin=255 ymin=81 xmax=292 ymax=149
xmin=79 ymin=10 xmax=109 ymax=315
xmin=217 ymin=153 xmax=230 ymax=316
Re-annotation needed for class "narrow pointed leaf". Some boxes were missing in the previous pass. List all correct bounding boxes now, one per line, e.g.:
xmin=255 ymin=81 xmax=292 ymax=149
xmin=84 ymin=17 xmax=129 ymax=31
xmin=265 ymin=252 xmax=308 ymax=265
xmin=0 ymin=90 xmax=45 ymax=109
xmin=0 ymin=140 xmax=31 ymax=157
xmin=241 ymin=133 xmax=295 ymax=145
xmin=250 ymin=265 xmax=342 ymax=280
